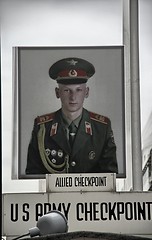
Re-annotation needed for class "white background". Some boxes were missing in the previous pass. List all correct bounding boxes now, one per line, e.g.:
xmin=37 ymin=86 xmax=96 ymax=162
xmin=1 ymin=0 xmax=152 ymax=193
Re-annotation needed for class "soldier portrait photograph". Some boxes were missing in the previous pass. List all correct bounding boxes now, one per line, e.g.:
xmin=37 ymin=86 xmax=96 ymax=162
xmin=16 ymin=46 xmax=125 ymax=178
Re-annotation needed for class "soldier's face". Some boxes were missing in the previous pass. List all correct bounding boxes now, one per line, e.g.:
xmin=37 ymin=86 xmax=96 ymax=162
xmin=55 ymin=83 xmax=89 ymax=113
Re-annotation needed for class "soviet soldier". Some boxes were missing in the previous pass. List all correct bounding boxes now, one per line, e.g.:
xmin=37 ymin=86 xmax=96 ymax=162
xmin=26 ymin=57 xmax=118 ymax=174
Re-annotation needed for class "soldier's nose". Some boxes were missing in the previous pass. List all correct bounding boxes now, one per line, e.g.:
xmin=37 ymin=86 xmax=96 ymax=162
xmin=69 ymin=92 xmax=76 ymax=101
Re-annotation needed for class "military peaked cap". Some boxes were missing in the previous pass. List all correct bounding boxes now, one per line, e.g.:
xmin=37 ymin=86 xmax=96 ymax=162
xmin=49 ymin=57 xmax=95 ymax=84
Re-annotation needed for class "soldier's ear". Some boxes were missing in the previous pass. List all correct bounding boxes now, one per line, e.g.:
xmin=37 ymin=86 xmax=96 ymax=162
xmin=55 ymin=87 xmax=60 ymax=98
xmin=85 ymin=87 xmax=89 ymax=98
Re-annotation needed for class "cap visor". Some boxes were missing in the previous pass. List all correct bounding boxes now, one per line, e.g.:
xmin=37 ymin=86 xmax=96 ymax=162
xmin=57 ymin=78 xmax=88 ymax=84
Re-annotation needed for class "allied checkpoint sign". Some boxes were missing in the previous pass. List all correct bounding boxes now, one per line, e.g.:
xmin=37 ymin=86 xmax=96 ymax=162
xmin=46 ymin=173 xmax=116 ymax=192
xmin=2 ymin=174 xmax=152 ymax=237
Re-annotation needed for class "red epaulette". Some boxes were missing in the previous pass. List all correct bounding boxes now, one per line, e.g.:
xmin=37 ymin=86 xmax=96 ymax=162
xmin=36 ymin=112 xmax=55 ymax=125
xmin=89 ymin=111 xmax=108 ymax=124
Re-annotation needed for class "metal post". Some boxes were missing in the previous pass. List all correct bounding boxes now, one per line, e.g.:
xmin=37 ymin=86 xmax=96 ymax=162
xmin=123 ymin=0 xmax=132 ymax=190
xmin=130 ymin=0 xmax=143 ymax=190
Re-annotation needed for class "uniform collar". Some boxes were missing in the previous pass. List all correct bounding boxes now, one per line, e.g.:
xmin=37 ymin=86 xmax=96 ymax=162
xmin=61 ymin=111 xmax=82 ymax=128
xmin=50 ymin=108 xmax=92 ymax=156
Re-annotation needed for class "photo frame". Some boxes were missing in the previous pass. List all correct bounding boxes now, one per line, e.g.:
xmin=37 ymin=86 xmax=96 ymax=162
xmin=12 ymin=46 xmax=126 ymax=179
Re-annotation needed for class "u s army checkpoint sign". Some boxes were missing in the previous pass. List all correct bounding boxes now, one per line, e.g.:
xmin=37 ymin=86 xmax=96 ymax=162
xmin=2 ymin=174 xmax=152 ymax=238
xmin=2 ymin=192 xmax=152 ymax=236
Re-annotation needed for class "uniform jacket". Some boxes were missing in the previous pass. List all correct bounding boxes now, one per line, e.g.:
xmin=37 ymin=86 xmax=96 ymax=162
xmin=26 ymin=108 xmax=118 ymax=174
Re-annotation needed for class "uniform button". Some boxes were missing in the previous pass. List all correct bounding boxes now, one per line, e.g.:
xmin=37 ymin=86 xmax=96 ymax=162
xmin=71 ymin=161 xmax=76 ymax=167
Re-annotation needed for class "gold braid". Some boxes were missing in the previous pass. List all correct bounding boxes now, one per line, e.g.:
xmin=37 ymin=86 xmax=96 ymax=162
xmin=37 ymin=123 xmax=66 ymax=173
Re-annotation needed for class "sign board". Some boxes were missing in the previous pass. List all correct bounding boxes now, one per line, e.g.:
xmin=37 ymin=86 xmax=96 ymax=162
xmin=2 ymin=192 xmax=152 ymax=237
xmin=46 ymin=173 xmax=116 ymax=192
xmin=15 ymin=46 xmax=125 ymax=179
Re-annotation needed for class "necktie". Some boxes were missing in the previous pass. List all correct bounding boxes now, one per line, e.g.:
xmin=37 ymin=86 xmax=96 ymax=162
xmin=68 ymin=122 xmax=77 ymax=147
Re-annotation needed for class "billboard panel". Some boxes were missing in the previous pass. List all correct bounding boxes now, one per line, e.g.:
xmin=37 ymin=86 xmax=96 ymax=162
xmin=12 ymin=46 xmax=125 ymax=178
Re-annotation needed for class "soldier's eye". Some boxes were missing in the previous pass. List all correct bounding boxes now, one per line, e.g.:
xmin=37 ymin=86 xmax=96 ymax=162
xmin=64 ymin=89 xmax=69 ymax=92
xmin=77 ymin=88 xmax=82 ymax=92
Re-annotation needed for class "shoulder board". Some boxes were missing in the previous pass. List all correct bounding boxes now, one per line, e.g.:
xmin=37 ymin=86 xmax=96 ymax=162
xmin=36 ymin=112 xmax=55 ymax=125
xmin=89 ymin=112 xmax=108 ymax=125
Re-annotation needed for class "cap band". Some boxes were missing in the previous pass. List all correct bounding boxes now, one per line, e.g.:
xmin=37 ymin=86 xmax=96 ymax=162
xmin=57 ymin=78 xmax=88 ymax=84
xmin=58 ymin=69 xmax=87 ymax=78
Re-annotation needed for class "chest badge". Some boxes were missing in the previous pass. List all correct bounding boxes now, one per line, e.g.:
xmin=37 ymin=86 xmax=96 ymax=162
xmin=50 ymin=123 xmax=58 ymax=136
xmin=51 ymin=150 xmax=57 ymax=157
xmin=45 ymin=148 xmax=51 ymax=156
xmin=85 ymin=121 xmax=92 ymax=135
xmin=89 ymin=151 xmax=95 ymax=160
xmin=51 ymin=158 xmax=56 ymax=164
xmin=58 ymin=150 xmax=63 ymax=158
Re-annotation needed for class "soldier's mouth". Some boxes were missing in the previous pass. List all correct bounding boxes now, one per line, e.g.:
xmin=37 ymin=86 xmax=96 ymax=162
xmin=69 ymin=102 xmax=77 ymax=105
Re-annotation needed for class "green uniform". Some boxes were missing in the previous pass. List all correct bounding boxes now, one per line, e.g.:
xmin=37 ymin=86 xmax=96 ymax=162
xmin=26 ymin=108 xmax=118 ymax=174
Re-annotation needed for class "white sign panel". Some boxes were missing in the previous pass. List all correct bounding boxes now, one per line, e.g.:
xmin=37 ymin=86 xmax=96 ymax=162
xmin=2 ymin=192 xmax=152 ymax=237
xmin=46 ymin=173 xmax=116 ymax=192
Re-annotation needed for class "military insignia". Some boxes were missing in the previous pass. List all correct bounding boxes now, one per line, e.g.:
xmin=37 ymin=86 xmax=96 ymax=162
xmin=67 ymin=59 xmax=78 ymax=65
xmin=50 ymin=123 xmax=58 ymax=136
xmin=89 ymin=151 xmax=95 ymax=160
xmin=89 ymin=112 xmax=108 ymax=124
xmin=37 ymin=112 xmax=55 ymax=125
xmin=45 ymin=148 xmax=51 ymax=156
xmin=68 ymin=69 xmax=77 ymax=77
xmin=58 ymin=150 xmax=63 ymax=158
xmin=51 ymin=158 xmax=56 ymax=164
xmin=51 ymin=150 xmax=57 ymax=156
xmin=85 ymin=121 xmax=92 ymax=135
